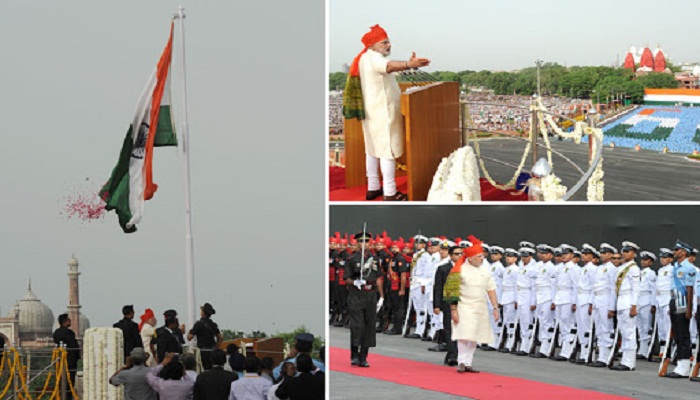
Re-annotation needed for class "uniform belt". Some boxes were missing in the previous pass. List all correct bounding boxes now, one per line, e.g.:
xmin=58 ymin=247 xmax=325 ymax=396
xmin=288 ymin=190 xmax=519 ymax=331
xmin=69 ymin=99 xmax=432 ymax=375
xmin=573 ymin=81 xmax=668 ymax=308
xmin=618 ymin=289 xmax=631 ymax=295
xmin=503 ymin=287 xmax=516 ymax=292
xmin=556 ymin=287 xmax=572 ymax=292
xmin=656 ymin=290 xmax=672 ymax=296
xmin=577 ymin=290 xmax=591 ymax=295
xmin=517 ymin=287 xmax=530 ymax=292
xmin=351 ymin=285 xmax=374 ymax=291
xmin=639 ymin=290 xmax=651 ymax=296
xmin=594 ymin=290 xmax=609 ymax=296
xmin=536 ymin=286 xmax=551 ymax=292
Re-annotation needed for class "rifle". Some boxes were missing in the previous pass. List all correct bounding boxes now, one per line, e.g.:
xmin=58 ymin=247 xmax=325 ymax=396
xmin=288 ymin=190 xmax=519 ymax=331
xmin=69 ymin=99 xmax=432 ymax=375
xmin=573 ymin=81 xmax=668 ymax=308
xmin=581 ymin=316 xmax=596 ymax=364
xmin=528 ymin=317 xmax=539 ymax=355
xmin=645 ymin=316 xmax=657 ymax=360
xmin=508 ymin=318 xmax=520 ymax=353
xmin=568 ymin=326 xmax=579 ymax=361
xmin=547 ymin=320 xmax=560 ymax=358
xmin=360 ymin=222 xmax=367 ymax=282
xmin=658 ymin=326 xmax=675 ymax=376
xmin=607 ymin=326 xmax=619 ymax=367
xmin=690 ymin=334 xmax=700 ymax=379
xmin=496 ymin=317 xmax=507 ymax=350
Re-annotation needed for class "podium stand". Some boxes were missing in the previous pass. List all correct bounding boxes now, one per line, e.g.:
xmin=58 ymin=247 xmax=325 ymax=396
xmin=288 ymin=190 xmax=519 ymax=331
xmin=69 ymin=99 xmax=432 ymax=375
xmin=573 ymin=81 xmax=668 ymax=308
xmin=343 ymin=81 xmax=460 ymax=200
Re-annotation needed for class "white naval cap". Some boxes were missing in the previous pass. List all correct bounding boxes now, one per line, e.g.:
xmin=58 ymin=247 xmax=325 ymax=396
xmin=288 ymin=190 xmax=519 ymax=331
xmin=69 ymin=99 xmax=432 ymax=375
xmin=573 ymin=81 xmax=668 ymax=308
xmin=573 ymin=250 xmax=582 ymax=258
xmin=554 ymin=247 xmax=563 ymax=256
xmin=519 ymin=247 xmax=536 ymax=256
xmin=599 ymin=243 xmax=618 ymax=254
xmin=536 ymin=244 xmax=554 ymax=253
xmin=621 ymin=241 xmax=640 ymax=252
xmin=504 ymin=248 xmax=519 ymax=257
xmin=519 ymin=241 xmax=536 ymax=249
xmin=440 ymin=240 xmax=456 ymax=249
xmin=414 ymin=235 xmax=429 ymax=244
xmin=482 ymin=243 xmax=491 ymax=252
xmin=459 ymin=240 xmax=472 ymax=248
xmin=428 ymin=237 xmax=442 ymax=246
xmin=560 ymin=244 xmax=576 ymax=253
xmin=489 ymin=245 xmax=504 ymax=254
xmin=581 ymin=244 xmax=600 ymax=258
xmin=659 ymin=248 xmax=674 ymax=258
xmin=640 ymin=251 xmax=657 ymax=261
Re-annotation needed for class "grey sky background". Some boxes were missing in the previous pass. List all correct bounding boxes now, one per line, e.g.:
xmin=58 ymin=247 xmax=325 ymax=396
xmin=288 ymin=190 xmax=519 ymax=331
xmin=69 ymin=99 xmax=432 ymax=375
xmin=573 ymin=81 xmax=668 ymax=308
xmin=330 ymin=0 xmax=700 ymax=72
xmin=0 ymin=1 xmax=324 ymax=336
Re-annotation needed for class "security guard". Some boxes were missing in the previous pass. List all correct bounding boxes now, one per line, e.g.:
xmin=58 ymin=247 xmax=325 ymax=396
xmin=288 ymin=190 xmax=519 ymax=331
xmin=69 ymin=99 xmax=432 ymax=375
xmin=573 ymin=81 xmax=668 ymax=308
xmin=385 ymin=240 xmax=409 ymax=335
xmin=664 ymin=240 xmax=696 ymax=378
xmin=188 ymin=302 xmax=223 ymax=370
xmin=345 ymin=231 xmax=383 ymax=367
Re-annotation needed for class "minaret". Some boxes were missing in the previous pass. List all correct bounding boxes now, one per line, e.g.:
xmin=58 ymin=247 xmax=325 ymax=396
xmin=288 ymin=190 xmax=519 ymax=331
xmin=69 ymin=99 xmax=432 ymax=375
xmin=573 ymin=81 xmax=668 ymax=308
xmin=67 ymin=255 xmax=81 ymax=341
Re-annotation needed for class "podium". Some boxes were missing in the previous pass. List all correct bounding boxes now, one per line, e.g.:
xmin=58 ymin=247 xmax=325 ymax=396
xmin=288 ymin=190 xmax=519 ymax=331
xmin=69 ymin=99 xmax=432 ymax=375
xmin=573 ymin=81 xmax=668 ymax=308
xmin=343 ymin=81 xmax=461 ymax=200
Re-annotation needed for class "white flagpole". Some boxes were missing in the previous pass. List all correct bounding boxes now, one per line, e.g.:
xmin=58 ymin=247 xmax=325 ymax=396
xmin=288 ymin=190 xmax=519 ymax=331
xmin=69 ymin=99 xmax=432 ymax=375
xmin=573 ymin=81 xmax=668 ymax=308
xmin=175 ymin=5 xmax=197 ymax=335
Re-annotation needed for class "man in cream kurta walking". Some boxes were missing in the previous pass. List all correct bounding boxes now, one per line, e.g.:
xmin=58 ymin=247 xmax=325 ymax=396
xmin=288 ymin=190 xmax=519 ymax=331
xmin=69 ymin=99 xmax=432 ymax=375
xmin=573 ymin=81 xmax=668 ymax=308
xmin=343 ymin=24 xmax=430 ymax=201
xmin=444 ymin=235 xmax=499 ymax=373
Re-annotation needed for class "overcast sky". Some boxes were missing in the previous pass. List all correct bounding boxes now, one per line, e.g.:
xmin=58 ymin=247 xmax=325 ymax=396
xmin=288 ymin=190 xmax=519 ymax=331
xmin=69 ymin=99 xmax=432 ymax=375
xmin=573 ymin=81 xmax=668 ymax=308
xmin=330 ymin=0 xmax=700 ymax=72
xmin=0 ymin=1 xmax=324 ymax=337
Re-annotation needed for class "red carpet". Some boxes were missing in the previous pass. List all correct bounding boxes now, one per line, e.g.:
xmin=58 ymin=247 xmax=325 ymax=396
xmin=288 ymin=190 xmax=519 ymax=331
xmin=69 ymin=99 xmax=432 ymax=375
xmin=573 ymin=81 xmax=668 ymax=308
xmin=330 ymin=347 xmax=633 ymax=400
xmin=328 ymin=167 xmax=528 ymax=201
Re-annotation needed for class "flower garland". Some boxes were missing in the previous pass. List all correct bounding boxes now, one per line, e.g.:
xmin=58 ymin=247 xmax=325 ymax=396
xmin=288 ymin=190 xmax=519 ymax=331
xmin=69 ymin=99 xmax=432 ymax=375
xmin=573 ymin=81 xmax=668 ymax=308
xmin=83 ymin=327 xmax=124 ymax=400
xmin=473 ymin=127 xmax=532 ymax=190
xmin=541 ymin=174 xmax=567 ymax=201
xmin=427 ymin=146 xmax=481 ymax=202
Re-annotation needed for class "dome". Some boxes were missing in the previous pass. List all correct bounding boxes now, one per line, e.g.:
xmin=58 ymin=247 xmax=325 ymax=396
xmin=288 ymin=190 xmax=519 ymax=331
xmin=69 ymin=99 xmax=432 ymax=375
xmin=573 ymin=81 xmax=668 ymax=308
xmin=623 ymin=52 xmax=635 ymax=70
xmin=639 ymin=48 xmax=654 ymax=69
xmin=654 ymin=49 xmax=667 ymax=72
xmin=17 ymin=282 xmax=55 ymax=338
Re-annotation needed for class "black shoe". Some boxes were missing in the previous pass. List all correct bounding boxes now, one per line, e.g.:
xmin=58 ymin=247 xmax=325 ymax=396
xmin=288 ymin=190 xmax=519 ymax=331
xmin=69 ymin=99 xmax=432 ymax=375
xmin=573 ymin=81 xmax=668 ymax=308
xmin=529 ymin=353 xmax=547 ymax=359
xmin=552 ymin=355 xmax=568 ymax=361
xmin=366 ymin=188 xmax=383 ymax=200
xmin=358 ymin=361 xmax=370 ymax=368
xmin=611 ymin=365 xmax=633 ymax=371
xmin=498 ymin=348 xmax=510 ymax=353
xmin=576 ymin=358 xmax=586 ymax=365
xmin=588 ymin=361 xmax=607 ymax=368
xmin=690 ymin=376 xmax=700 ymax=382
xmin=664 ymin=372 xmax=687 ymax=378
xmin=421 ymin=336 xmax=432 ymax=342
xmin=480 ymin=345 xmax=497 ymax=351
xmin=445 ymin=358 xmax=458 ymax=366
xmin=332 ymin=321 xmax=343 ymax=327
xmin=649 ymin=356 xmax=661 ymax=362
xmin=386 ymin=330 xmax=401 ymax=335
xmin=513 ymin=351 xmax=528 ymax=356
xmin=375 ymin=326 xmax=383 ymax=333
xmin=428 ymin=343 xmax=448 ymax=352
xmin=405 ymin=334 xmax=421 ymax=339
xmin=384 ymin=191 xmax=407 ymax=201
xmin=636 ymin=354 xmax=646 ymax=360
xmin=351 ymin=357 xmax=359 ymax=366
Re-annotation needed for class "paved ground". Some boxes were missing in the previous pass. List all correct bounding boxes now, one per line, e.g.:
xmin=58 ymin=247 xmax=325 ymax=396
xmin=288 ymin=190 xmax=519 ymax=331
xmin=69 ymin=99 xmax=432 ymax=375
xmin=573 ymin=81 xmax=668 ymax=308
xmin=329 ymin=326 xmax=700 ymax=399
xmin=475 ymin=138 xmax=700 ymax=201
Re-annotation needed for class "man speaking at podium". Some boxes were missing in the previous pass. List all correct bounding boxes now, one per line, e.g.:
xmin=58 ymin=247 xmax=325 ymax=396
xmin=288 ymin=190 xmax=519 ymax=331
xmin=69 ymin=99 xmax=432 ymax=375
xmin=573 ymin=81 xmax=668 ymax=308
xmin=343 ymin=24 xmax=430 ymax=201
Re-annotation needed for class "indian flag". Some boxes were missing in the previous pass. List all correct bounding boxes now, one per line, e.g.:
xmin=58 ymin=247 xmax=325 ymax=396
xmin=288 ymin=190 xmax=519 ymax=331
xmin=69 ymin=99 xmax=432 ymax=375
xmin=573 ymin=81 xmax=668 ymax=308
xmin=100 ymin=23 xmax=177 ymax=233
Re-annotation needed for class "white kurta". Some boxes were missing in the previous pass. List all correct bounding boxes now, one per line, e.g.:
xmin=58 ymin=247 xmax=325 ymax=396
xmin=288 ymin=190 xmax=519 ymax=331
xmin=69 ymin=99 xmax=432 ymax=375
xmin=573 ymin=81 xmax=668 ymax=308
xmin=140 ymin=323 xmax=157 ymax=367
xmin=452 ymin=262 xmax=497 ymax=344
xmin=359 ymin=49 xmax=404 ymax=159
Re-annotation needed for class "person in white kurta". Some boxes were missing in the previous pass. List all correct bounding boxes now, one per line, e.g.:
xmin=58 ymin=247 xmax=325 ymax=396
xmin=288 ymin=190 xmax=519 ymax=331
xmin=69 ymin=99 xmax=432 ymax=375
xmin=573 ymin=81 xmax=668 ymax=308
xmin=354 ymin=25 xmax=430 ymax=200
xmin=451 ymin=251 xmax=499 ymax=373
xmin=139 ymin=310 xmax=158 ymax=367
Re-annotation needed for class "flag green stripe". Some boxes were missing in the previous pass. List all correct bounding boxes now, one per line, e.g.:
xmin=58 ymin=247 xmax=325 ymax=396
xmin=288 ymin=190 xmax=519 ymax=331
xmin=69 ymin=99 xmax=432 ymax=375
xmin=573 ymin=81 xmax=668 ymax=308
xmin=100 ymin=126 xmax=137 ymax=233
xmin=154 ymin=105 xmax=177 ymax=147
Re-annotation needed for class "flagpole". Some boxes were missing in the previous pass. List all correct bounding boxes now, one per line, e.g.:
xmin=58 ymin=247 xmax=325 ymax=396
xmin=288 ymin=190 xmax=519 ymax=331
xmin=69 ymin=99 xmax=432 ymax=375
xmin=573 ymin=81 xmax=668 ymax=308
xmin=175 ymin=5 xmax=197 ymax=336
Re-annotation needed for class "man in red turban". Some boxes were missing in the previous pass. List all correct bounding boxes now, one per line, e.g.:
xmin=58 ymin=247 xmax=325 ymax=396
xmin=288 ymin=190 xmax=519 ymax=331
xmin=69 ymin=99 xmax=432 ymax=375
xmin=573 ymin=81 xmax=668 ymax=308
xmin=342 ymin=24 xmax=430 ymax=201
xmin=445 ymin=236 xmax=499 ymax=373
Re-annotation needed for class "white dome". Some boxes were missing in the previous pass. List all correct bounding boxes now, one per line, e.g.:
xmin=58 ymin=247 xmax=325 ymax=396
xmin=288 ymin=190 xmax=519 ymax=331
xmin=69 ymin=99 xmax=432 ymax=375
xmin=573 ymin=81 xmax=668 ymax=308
xmin=17 ymin=285 xmax=55 ymax=338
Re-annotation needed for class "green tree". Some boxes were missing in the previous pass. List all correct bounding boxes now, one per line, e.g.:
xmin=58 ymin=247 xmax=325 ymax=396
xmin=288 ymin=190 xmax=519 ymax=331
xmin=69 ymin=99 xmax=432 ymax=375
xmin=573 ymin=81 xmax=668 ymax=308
xmin=433 ymin=71 xmax=459 ymax=82
xmin=637 ymin=72 xmax=679 ymax=89
xmin=486 ymin=71 xmax=515 ymax=95
xmin=593 ymin=75 xmax=630 ymax=103
xmin=222 ymin=329 xmax=246 ymax=340
xmin=329 ymin=72 xmax=348 ymax=91
xmin=623 ymin=79 xmax=644 ymax=104
xmin=559 ymin=67 xmax=599 ymax=98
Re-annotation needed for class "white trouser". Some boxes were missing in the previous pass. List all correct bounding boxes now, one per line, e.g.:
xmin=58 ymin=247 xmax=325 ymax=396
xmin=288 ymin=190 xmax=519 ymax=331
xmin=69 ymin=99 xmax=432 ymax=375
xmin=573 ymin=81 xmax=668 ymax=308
xmin=517 ymin=304 xmax=535 ymax=352
xmin=617 ymin=309 xmax=637 ymax=369
xmin=457 ymin=340 xmax=478 ymax=366
xmin=636 ymin=304 xmax=653 ymax=355
xmin=593 ymin=303 xmax=614 ymax=360
xmin=487 ymin=301 xmax=499 ymax=346
xmin=410 ymin=286 xmax=429 ymax=336
xmin=556 ymin=304 xmax=576 ymax=358
xmin=576 ymin=304 xmax=593 ymax=349
xmin=537 ymin=302 xmax=555 ymax=355
xmin=657 ymin=304 xmax=671 ymax=347
xmin=502 ymin=303 xmax=517 ymax=349
xmin=690 ymin=306 xmax=698 ymax=343
xmin=366 ymin=155 xmax=396 ymax=196
xmin=429 ymin=287 xmax=442 ymax=338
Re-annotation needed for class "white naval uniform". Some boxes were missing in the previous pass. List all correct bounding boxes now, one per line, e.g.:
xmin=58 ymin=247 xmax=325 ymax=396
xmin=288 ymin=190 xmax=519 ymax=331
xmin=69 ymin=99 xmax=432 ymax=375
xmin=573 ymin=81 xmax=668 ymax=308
xmin=690 ymin=265 xmax=700 ymax=344
xmin=576 ymin=262 xmax=597 ymax=357
xmin=612 ymin=261 xmax=641 ymax=369
xmin=592 ymin=261 xmax=617 ymax=363
xmin=516 ymin=258 xmax=538 ymax=352
xmin=636 ymin=267 xmax=657 ymax=356
xmin=555 ymin=261 xmax=580 ymax=358
xmin=412 ymin=251 xmax=437 ymax=336
xmin=500 ymin=263 xmax=520 ymax=350
xmin=487 ymin=260 xmax=505 ymax=346
xmin=534 ymin=260 xmax=558 ymax=355
xmin=429 ymin=254 xmax=449 ymax=337
xmin=654 ymin=264 xmax=674 ymax=348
